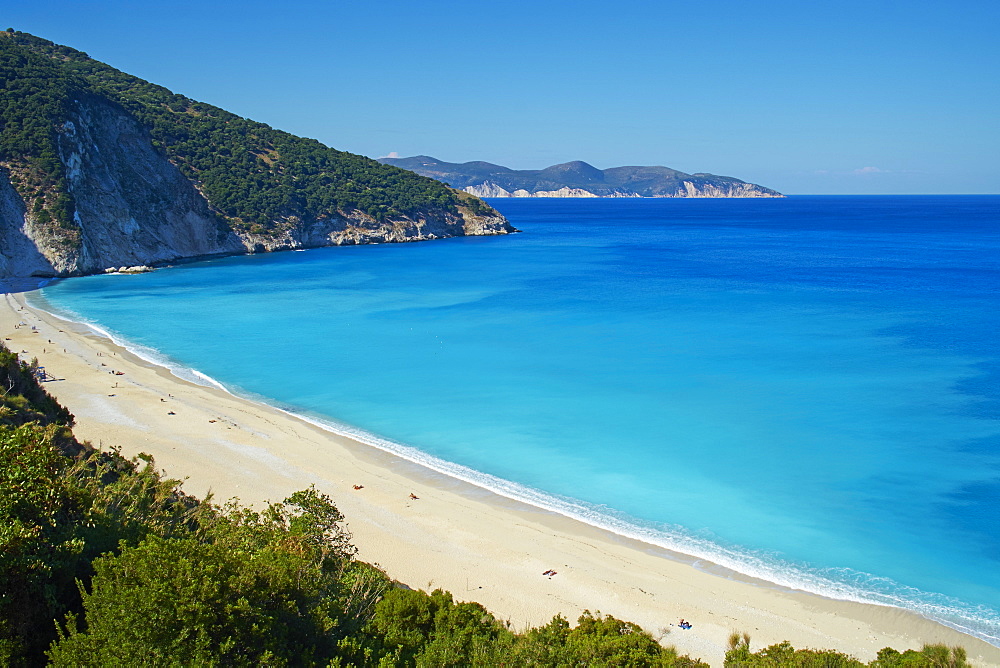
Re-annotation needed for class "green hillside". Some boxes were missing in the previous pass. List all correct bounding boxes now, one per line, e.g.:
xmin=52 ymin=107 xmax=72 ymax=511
xmin=0 ymin=343 xmax=973 ymax=666
xmin=0 ymin=30 xmax=489 ymax=241
xmin=0 ymin=32 xmax=81 ymax=244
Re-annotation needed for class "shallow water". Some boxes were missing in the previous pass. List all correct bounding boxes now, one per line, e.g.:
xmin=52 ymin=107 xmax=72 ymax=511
xmin=35 ymin=196 xmax=1000 ymax=643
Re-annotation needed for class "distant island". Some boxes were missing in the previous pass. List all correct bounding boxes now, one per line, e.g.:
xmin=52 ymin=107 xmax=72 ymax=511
xmin=378 ymin=155 xmax=784 ymax=199
xmin=0 ymin=32 xmax=513 ymax=280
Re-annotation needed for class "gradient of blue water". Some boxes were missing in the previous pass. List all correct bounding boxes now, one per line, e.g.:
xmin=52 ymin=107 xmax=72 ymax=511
xmin=36 ymin=196 xmax=1000 ymax=642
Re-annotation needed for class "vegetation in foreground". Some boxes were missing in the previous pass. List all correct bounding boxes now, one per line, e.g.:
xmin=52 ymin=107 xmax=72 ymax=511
xmin=723 ymin=633 xmax=970 ymax=667
xmin=0 ymin=342 xmax=974 ymax=666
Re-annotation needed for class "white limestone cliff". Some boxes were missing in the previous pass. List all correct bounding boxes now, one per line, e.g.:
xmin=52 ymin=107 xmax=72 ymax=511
xmin=464 ymin=180 xmax=782 ymax=199
xmin=464 ymin=183 xmax=599 ymax=198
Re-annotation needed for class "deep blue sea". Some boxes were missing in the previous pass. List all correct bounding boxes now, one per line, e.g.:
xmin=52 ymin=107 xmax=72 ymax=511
xmin=33 ymin=196 xmax=1000 ymax=644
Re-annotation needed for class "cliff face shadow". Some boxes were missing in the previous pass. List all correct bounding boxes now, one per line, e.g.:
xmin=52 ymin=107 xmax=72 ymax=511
xmin=0 ymin=172 xmax=59 ymax=286
xmin=0 ymin=278 xmax=50 ymax=294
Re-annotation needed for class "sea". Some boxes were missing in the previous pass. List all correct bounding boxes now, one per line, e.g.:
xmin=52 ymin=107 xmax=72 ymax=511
xmin=31 ymin=195 xmax=1000 ymax=646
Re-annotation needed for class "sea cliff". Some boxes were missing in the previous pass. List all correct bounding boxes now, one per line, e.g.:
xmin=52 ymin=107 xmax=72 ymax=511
xmin=0 ymin=32 xmax=513 ymax=280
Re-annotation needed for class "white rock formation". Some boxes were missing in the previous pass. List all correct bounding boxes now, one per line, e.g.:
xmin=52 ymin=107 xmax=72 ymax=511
xmin=464 ymin=181 xmax=781 ymax=199
xmin=464 ymin=183 xmax=599 ymax=198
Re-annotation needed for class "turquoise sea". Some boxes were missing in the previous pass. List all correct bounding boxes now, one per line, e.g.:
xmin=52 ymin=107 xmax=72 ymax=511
xmin=32 ymin=196 xmax=1000 ymax=645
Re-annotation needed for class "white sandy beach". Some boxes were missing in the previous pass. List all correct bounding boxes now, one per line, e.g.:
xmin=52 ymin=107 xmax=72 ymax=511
xmin=3 ymin=290 xmax=998 ymax=667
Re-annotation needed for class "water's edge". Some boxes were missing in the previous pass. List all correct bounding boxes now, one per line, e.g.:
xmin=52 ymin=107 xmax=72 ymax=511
xmin=24 ymin=288 xmax=1000 ymax=649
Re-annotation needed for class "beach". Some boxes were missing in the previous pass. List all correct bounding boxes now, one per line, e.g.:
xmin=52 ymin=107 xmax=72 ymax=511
xmin=4 ymin=289 xmax=998 ymax=667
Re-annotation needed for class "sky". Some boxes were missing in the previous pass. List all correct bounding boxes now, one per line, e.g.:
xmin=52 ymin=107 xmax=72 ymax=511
xmin=6 ymin=0 xmax=999 ymax=194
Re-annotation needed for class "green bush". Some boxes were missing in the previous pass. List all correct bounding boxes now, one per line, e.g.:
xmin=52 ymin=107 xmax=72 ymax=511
xmin=724 ymin=633 xmax=971 ymax=668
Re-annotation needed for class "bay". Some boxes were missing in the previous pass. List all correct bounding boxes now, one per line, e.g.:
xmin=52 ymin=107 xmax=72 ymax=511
xmin=34 ymin=195 xmax=1000 ymax=644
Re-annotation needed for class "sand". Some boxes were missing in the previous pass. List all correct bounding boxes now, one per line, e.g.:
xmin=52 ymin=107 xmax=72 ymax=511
xmin=3 ymin=289 xmax=998 ymax=667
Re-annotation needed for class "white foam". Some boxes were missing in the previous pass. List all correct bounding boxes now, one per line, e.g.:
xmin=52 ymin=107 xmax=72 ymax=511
xmin=190 ymin=369 xmax=231 ymax=392
xmin=23 ymin=294 xmax=235 ymax=395
xmin=264 ymin=408 xmax=1000 ymax=645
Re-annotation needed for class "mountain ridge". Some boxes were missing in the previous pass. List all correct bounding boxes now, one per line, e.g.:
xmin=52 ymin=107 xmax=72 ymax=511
xmin=0 ymin=31 xmax=514 ymax=279
xmin=379 ymin=155 xmax=783 ymax=198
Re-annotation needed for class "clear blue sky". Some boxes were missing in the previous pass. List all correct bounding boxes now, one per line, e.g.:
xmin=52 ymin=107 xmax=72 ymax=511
xmin=7 ymin=1 xmax=999 ymax=194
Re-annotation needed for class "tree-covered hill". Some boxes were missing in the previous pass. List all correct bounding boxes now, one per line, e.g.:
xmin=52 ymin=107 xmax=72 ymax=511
xmin=0 ymin=32 xmax=82 ymax=246
xmin=0 ymin=30 xmax=511 ymax=278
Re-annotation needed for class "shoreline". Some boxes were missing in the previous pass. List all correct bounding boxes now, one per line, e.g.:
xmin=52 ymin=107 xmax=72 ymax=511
xmin=27 ymin=289 xmax=999 ymax=645
xmin=19 ymin=291 xmax=935 ymax=619
xmin=4 ymin=291 xmax=999 ymax=666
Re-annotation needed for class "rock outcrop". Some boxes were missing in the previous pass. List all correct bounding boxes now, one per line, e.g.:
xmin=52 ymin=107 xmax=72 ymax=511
xmin=47 ymin=93 xmax=247 ymax=276
xmin=464 ymin=182 xmax=599 ymax=198
xmin=0 ymin=172 xmax=57 ymax=279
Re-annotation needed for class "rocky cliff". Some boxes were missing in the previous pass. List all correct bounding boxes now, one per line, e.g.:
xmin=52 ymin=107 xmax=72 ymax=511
xmin=379 ymin=156 xmax=784 ymax=198
xmin=0 ymin=32 xmax=514 ymax=280
xmin=464 ymin=183 xmax=600 ymax=198
xmin=47 ymin=93 xmax=246 ymax=275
